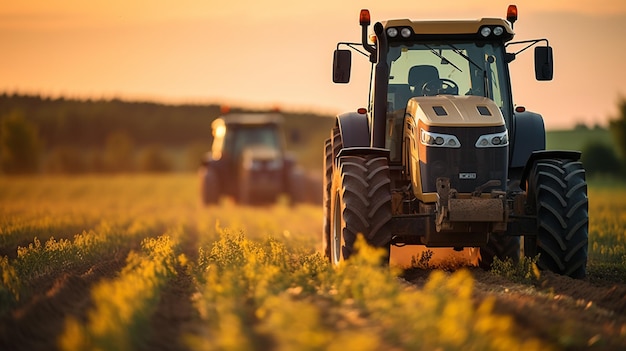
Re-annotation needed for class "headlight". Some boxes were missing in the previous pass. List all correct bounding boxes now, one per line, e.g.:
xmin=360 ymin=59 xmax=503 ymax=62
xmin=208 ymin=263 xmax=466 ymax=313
xmin=493 ymin=26 xmax=504 ymax=36
xmin=475 ymin=131 xmax=508 ymax=148
xmin=480 ymin=27 xmax=492 ymax=37
xmin=386 ymin=28 xmax=398 ymax=37
xmin=420 ymin=129 xmax=461 ymax=148
xmin=400 ymin=27 xmax=412 ymax=38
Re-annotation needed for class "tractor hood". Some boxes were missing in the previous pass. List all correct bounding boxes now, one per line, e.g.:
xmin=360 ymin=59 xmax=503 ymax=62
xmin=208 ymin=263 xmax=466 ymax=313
xmin=407 ymin=95 xmax=505 ymax=127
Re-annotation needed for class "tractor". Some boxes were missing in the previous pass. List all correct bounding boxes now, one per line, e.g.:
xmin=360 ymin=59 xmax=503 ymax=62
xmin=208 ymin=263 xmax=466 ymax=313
xmin=324 ymin=5 xmax=588 ymax=278
xmin=200 ymin=112 xmax=305 ymax=205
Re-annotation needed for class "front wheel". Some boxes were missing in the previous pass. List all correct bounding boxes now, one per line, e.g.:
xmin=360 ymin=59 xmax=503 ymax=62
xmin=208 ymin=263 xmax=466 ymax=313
xmin=479 ymin=234 xmax=520 ymax=270
xmin=200 ymin=166 xmax=219 ymax=205
xmin=330 ymin=155 xmax=392 ymax=265
xmin=526 ymin=158 xmax=589 ymax=278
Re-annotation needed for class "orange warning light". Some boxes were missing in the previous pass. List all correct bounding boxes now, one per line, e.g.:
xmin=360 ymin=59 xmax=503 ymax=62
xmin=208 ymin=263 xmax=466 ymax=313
xmin=360 ymin=9 xmax=371 ymax=26
xmin=507 ymin=5 xmax=518 ymax=24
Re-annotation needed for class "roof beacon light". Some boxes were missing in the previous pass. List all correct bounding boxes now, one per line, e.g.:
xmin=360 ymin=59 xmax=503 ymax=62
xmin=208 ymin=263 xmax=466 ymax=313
xmin=359 ymin=9 xmax=371 ymax=26
xmin=507 ymin=5 xmax=518 ymax=26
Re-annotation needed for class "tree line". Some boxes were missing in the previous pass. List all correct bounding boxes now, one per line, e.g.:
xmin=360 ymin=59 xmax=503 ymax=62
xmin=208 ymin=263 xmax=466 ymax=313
xmin=1 ymin=93 xmax=625 ymax=177
xmin=579 ymin=98 xmax=626 ymax=178
xmin=0 ymin=94 xmax=334 ymax=174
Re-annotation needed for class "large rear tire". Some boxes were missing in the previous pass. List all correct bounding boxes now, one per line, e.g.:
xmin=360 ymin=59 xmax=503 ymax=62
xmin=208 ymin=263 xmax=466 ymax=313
xmin=323 ymin=127 xmax=342 ymax=261
xmin=200 ymin=167 xmax=219 ymax=206
xmin=526 ymin=159 xmax=588 ymax=278
xmin=322 ymin=138 xmax=332 ymax=261
xmin=288 ymin=168 xmax=306 ymax=205
xmin=330 ymin=155 xmax=392 ymax=265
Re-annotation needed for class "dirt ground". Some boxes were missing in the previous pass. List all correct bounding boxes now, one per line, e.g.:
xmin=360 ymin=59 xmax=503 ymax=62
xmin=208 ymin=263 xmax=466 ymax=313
xmin=397 ymin=247 xmax=626 ymax=350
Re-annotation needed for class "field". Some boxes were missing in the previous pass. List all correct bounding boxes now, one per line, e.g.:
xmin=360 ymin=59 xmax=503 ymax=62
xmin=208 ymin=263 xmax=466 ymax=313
xmin=1 ymin=174 xmax=625 ymax=350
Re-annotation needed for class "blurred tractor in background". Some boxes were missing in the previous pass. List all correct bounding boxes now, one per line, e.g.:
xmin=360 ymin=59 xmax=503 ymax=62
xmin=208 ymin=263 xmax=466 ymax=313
xmin=200 ymin=112 xmax=310 ymax=205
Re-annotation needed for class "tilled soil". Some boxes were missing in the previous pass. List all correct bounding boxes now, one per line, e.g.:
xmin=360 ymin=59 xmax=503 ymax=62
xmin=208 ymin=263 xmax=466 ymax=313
xmin=403 ymin=267 xmax=626 ymax=350
xmin=0 ymin=253 xmax=127 ymax=351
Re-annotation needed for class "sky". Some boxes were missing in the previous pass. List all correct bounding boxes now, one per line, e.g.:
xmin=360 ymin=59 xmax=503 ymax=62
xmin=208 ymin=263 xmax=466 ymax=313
xmin=1 ymin=0 xmax=626 ymax=129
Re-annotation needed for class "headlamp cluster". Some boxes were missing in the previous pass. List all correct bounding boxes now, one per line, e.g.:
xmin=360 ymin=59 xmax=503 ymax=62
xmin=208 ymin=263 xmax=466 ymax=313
xmin=475 ymin=131 xmax=509 ymax=148
xmin=420 ymin=129 xmax=461 ymax=148
xmin=386 ymin=27 xmax=412 ymax=38
xmin=479 ymin=25 xmax=506 ymax=38
xmin=421 ymin=129 xmax=509 ymax=148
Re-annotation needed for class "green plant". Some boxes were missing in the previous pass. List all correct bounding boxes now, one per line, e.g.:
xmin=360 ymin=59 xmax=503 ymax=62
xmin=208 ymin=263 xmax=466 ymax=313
xmin=410 ymin=249 xmax=433 ymax=269
xmin=490 ymin=255 xmax=541 ymax=284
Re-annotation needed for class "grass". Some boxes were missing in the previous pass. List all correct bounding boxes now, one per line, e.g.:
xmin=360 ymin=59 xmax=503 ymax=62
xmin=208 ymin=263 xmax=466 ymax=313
xmin=0 ymin=173 xmax=624 ymax=350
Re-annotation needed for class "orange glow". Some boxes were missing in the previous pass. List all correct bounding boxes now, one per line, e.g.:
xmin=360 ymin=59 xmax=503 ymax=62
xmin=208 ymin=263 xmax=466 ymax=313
xmin=390 ymin=246 xmax=480 ymax=268
xmin=359 ymin=9 xmax=371 ymax=26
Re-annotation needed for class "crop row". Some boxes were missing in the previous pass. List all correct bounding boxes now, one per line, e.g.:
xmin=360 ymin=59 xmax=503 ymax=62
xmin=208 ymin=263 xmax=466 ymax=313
xmin=186 ymin=230 xmax=549 ymax=351
xmin=57 ymin=233 xmax=181 ymax=350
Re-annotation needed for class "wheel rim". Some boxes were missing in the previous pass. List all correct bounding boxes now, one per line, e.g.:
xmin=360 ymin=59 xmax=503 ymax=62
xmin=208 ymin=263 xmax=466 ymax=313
xmin=331 ymin=192 xmax=342 ymax=265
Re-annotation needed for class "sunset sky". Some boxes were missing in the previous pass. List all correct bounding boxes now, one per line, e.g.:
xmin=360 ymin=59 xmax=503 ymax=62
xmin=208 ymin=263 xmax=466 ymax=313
xmin=2 ymin=0 xmax=626 ymax=129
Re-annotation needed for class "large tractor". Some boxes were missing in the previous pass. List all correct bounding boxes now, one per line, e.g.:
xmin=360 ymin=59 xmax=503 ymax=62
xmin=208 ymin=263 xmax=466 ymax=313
xmin=200 ymin=113 xmax=305 ymax=205
xmin=324 ymin=5 xmax=588 ymax=278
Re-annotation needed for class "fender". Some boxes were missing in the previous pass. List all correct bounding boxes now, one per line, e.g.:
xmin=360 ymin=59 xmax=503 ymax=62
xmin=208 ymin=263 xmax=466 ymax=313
xmin=510 ymin=110 xmax=546 ymax=169
xmin=336 ymin=111 xmax=370 ymax=148
xmin=519 ymin=150 xmax=582 ymax=191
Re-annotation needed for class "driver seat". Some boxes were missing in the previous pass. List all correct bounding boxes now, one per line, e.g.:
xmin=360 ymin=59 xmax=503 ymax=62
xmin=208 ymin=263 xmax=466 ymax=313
xmin=408 ymin=65 xmax=440 ymax=96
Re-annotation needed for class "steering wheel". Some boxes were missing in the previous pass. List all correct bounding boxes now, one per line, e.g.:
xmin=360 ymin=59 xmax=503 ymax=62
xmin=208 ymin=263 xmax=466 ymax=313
xmin=421 ymin=78 xmax=459 ymax=96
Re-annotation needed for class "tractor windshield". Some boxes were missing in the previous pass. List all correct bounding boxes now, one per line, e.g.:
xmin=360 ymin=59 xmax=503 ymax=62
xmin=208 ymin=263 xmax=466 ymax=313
xmin=383 ymin=42 xmax=511 ymax=163
xmin=385 ymin=42 xmax=511 ymax=114
xmin=228 ymin=125 xmax=281 ymax=158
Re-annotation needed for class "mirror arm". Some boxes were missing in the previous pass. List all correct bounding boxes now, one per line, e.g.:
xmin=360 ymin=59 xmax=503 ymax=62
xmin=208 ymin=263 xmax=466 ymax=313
xmin=506 ymin=38 xmax=550 ymax=56
xmin=337 ymin=42 xmax=370 ymax=58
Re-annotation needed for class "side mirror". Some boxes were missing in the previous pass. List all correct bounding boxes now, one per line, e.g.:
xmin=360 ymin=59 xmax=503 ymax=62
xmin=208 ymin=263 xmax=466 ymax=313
xmin=534 ymin=46 xmax=553 ymax=81
xmin=332 ymin=49 xmax=352 ymax=83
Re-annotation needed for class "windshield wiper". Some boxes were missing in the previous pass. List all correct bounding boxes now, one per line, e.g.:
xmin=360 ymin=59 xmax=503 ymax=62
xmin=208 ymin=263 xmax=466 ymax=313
xmin=446 ymin=44 xmax=484 ymax=72
xmin=424 ymin=44 xmax=463 ymax=72
xmin=446 ymin=44 xmax=490 ymax=98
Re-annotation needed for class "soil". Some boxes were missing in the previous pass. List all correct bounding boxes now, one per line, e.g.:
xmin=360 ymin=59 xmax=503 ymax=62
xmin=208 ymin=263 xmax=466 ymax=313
xmin=401 ymin=254 xmax=626 ymax=350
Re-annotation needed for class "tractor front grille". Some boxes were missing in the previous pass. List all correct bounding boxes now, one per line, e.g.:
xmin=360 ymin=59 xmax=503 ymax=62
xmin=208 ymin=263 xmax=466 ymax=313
xmin=418 ymin=125 xmax=508 ymax=194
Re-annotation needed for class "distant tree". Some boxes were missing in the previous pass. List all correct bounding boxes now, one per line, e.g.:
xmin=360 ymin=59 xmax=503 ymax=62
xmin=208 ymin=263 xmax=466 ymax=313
xmin=44 ymin=145 xmax=86 ymax=174
xmin=609 ymin=97 xmax=626 ymax=160
xmin=574 ymin=122 xmax=589 ymax=130
xmin=103 ymin=130 xmax=135 ymax=173
xmin=87 ymin=149 xmax=105 ymax=173
xmin=0 ymin=110 xmax=41 ymax=174
xmin=581 ymin=142 xmax=622 ymax=176
xmin=138 ymin=145 xmax=172 ymax=173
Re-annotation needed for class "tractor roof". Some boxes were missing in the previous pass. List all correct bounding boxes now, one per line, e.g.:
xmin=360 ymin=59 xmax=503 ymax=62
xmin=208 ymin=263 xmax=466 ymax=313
xmin=381 ymin=18 xmax=514 ymax=41
xmin=212 ymin=113 xmax=284 ymax=129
